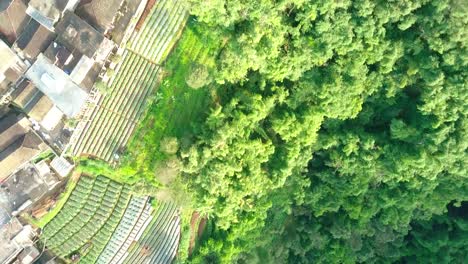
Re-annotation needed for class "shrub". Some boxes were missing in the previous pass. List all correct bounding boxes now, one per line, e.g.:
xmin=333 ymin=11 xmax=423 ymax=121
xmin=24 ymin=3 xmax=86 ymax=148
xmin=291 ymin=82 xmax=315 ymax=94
xmin=109 ymin=54 xmax=122 ymax=64
xmin=185 ymin=63 xmax=211 ymax=89
xmin=160 ymin=137 xmax=179 ymax=154
xmin=106 ymin=68 xmax=115 ymax=78
xmin=95 ymin=80 xmax=109 ymax=93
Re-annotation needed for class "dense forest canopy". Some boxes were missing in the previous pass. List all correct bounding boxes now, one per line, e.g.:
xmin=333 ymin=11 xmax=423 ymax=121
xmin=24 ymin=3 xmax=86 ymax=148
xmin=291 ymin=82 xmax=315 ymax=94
xmin=178 ymin=0 xmax=467 ymax=262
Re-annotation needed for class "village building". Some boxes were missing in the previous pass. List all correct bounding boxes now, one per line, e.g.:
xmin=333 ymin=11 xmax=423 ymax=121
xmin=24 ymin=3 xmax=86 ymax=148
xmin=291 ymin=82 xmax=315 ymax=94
xmin=0 ymin=217 xmax=40 ymax=264
xmin=0 ymin=112 xmax=49 ymax=181
xmin=25 ymin=53 xmax=88 ymax=118
xmin=0 ymin=0 xmax=29 ymax=45
xmin=0 ymin=39 xmax=27 ymax=97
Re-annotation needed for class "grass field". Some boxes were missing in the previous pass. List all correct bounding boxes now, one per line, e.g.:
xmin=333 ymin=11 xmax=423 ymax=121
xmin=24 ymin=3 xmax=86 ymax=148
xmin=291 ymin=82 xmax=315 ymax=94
xmin=124 ymin=19 xmax=221 ymax=173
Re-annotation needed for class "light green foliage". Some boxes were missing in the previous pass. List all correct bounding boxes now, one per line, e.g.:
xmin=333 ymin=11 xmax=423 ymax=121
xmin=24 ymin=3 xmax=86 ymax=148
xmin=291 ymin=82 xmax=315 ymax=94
xmin=186 ymin=63 xmax=212 ymax=89
xmin=125 ymin=20 xmax=219 ymax=173
xmin=160 ymin=137 xmax=180 ymax=154
xmin=109 ymin=54 xmax=122 ymax=64
xmin=179 ymin=0 xmax=468 ymax=263
xmin=94 ymin=80 xmax=109 ymax=94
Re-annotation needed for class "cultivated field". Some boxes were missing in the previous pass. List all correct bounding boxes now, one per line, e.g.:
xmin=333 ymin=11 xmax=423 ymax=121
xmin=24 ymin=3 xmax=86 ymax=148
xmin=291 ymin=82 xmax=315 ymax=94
xmin=41 ymin=175 xmax=180 ymax=264
xmin=70 ymin=0 xmax=188 ymax=162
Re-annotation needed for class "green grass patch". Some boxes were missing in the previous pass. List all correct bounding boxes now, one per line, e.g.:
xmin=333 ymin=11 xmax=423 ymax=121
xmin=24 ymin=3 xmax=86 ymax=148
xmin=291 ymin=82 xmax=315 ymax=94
xmin=32 ymin=149 xmax=55 ymax=164
xmin=175 ymin=206 xmax=195 ymax=263
xmin=76 ymin=158 xmax=161 ymax=193
xmin=124 ymin=18 xmax=221 ymax=173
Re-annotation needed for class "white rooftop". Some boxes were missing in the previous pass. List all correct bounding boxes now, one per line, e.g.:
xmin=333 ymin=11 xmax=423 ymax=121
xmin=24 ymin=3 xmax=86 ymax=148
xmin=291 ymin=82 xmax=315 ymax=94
xmin=25 ymin=54 xmax=88 ymax=117
xmin=0 ymin=39 xmax=17 ymax=74
xmin=50 ymin=156 xmax=74 ymax=178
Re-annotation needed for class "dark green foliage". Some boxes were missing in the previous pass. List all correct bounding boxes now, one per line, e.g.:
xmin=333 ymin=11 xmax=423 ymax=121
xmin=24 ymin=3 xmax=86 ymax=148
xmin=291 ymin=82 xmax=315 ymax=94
xmin=400 ymin=202 xmax=468 ymax=263
xmin=176 ymin=0 xmax=467 ymax=262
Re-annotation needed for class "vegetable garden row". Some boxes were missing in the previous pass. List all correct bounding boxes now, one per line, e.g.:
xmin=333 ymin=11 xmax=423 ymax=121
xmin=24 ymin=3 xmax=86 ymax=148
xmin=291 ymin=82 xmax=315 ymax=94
xmin=41 ymin=175 xmax=180 ymax=264
xmin=71 ymin=51 xmax=161 ymax=162
xmin=128 ymin=0 xmax=189 ymax=63
xmin=122 ymin=202 xmax=180 ymax=264
xmin=70 ymin=0 xmax=188 ymax=162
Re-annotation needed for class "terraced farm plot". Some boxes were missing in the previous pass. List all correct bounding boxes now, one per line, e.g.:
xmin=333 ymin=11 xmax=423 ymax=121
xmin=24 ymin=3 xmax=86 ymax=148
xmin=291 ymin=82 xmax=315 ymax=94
xmin=122 ymin=202 xmax=180 ymax=264
xmin=70 ymin=0 xmax=188 ymax=162
xmin=41 ymin=176 xmax=133 ymax=259
xmin=127 ymin=0 xmax=188 ymax=63
xmin=71 ymin=51 xmax=161 ymax=162
xmin=40 ymin=175 xmax=181 ymax=264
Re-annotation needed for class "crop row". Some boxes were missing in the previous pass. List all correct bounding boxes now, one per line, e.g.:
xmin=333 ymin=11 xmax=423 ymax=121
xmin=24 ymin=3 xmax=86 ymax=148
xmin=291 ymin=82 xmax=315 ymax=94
xmin=128 ymin=0 xmax=188 ymax=63
xmin=76 ymin=187 xmax=132 ymax=264
xmin=122 ymin=202 xmax=180 ymax=264
xmin=97 ymin=197 xmax=151 ymax=264
xmin=42 ymin=176 xmax=108 ymax=239
xmin=72 ymin=51 xmax=160 ymax=161
xmin=41 ymin=176 xmax=132 ymax=258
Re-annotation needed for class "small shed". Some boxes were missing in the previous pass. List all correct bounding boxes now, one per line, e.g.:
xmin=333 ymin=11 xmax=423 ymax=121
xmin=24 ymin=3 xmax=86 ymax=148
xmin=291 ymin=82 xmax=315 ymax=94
xmin=50 ymin=155 xmax=74 ymax=178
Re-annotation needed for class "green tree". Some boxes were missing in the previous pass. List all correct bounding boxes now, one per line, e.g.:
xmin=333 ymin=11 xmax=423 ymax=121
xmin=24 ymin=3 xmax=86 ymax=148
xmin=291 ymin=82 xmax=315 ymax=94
xmin=175 ymin=0 xmax=468 ymax=262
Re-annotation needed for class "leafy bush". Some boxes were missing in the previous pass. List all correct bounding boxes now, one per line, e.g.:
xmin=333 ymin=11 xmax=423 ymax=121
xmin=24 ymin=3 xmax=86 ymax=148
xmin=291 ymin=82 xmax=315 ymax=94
xmin=160 ymin=137 xmax=180 ymax=154
xmin=95 ymin=80 xmax=109 ymax=94
xmin=185 ymin=63 xmax=211 ymax=89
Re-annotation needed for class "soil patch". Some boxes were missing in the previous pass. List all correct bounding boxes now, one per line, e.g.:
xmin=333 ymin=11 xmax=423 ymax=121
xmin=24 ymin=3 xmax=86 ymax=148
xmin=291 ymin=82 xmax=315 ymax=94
xmin=198 ymin=217 xmax=207 ymax=238
xmin=135 ymin=0 xmax=157 ymax=30
xmin=188 ymin=211 xmax=200 ymax=255
xmin=188 ymin=211 xmax=208 ymax=256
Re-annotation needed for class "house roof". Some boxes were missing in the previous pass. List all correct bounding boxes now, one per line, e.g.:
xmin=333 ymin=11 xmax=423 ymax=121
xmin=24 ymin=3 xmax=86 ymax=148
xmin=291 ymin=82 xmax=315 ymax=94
xmin=26 ymin=0 xmax=62 ymax=31
xmin=75 ymin=0 xmax=125 ymax=33
xmin=0 ymin=0 xmax=13 ymax=12
xmin=0 ymin=164 xmax=49 ymax=215
xmin=11 ymin=79 xmax=37 ymax=109
xmin=11 ymin=80 xmax=55 ymax=121
xmin=0 ymin=39 xmax=17 ymax=74
xmin=25 ymin=53 xmax=88 ymax=117
xmin=55 ymin=10 xmax=105 ymax=58
xmin=0 ymin=113 xmax=28 ymax=151
xmin=0 ymin=0 xmax=29 ymax=44
xmin=0 ymin=113 xmax=45 ymax=181
xmin=15 ymin=19 xmax=56 ymax=61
